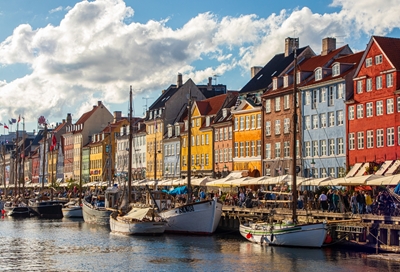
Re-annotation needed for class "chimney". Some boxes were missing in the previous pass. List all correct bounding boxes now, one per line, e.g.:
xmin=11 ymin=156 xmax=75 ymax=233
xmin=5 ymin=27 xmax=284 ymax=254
xmin=66 ymin=113 xmax=72 ymax=124
xmin=177 ymin=73 xmax=183 ymax=88
xmin=251 ymin=66 xmax=263 ymax=78
xmin=321 ymin=37 xmax=336 ymax=56
xmin=207 ymin=77 xmax=212 ymax=91
xmin=98 ymin=101 xmax=102 ymax=106
xmin=113 ymin=111 xmax=122 ymax=123
xmin=285 ymin=37 xmax=299 ymax=57
xmin=62 ymin=119 xmax=65 ymax=123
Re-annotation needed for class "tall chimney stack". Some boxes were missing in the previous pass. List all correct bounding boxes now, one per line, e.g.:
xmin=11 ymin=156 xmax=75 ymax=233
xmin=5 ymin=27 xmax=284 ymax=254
xmin=321 ymin=37 xmax=336 ymax=56
xmin=251 ymin=66 xmax=262 ymax=78
xmin=285 ymin=37 xmax=299 ymax=57
xmin=177 ymin=73 xmax=183 ymax=88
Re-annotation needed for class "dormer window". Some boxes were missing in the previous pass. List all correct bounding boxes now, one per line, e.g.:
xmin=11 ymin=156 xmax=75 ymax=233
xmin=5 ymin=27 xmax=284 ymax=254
xmin=315 ymin=68 xmax=322 ymax=81
xmin=168 ymin=126 xmax=172 ymax=138
xmin=184 ymin=120 xmax=189 ymax=131
xmin=149 ymin=111 xmax=153 ymax=120
xmin=273 ymin=78 xmax=277 ymax=90
xmin=175 ymin=125 xmax=180 ymax=136
xmin=283 ymin=75 xmax=288 ymax=88
xmin=206 ymin=116 xmax=210 ymax=126
xmin=296 ymin=71 xmax=301 ymax=84
xmin=222 ymin=109 xmax=227 ymax=118
xmin=332 ymin=63 xmax=340 ymax=77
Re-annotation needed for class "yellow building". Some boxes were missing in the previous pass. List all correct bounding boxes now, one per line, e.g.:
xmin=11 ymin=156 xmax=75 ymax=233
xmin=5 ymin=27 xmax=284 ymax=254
xmin=145 ymin=116 xmax=163 ymax=180
xmin=231 ymin=98 xmax=262 ymax=177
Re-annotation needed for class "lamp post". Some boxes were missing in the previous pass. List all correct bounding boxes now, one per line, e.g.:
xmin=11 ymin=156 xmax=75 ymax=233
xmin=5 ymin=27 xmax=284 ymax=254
xmin=215 ymin=163 xmax=220 ymax=179
xmin=310 ymin=158 xmax=316 ymax=192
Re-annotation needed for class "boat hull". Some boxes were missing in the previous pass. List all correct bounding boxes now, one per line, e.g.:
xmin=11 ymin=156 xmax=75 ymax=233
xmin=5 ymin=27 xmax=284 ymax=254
xmin=82 ymin=198 xmax=111 ymax=225
xmin=29 ymin=200 xmax=64 ymax=219
xmin=62 ymin=206 xmax=83 ymax=218
xmin=160 ymin=199 xmax=223 ymax=235
xmin=110 ymin=215 xmax=166 ymax=235
xmin=6 ymin=207 xmax=32 ymax=217
xmin=240 ymin=222 xmax=327 ymax=248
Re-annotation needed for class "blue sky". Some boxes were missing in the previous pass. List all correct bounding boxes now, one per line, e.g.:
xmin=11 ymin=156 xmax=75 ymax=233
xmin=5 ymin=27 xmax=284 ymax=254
xmin=0 ymin=0 xmax=399 ymax=132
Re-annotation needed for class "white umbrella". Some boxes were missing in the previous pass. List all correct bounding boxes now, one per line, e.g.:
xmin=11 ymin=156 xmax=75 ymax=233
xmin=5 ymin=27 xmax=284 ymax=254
xmin=366 ymin=174 xmax=400 ymax=186
xmin=298 ymin=176 xmax=332 ymax=186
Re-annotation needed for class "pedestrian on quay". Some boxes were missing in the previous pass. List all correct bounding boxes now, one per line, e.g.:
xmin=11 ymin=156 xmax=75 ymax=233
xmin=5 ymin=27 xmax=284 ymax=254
xmin=319 ymin=191 xmax=328 ymax=212
xmin=365 ymin=191 xmax=373 ymax=214
xmin=351 ymin=192 xmax=358 ymax=215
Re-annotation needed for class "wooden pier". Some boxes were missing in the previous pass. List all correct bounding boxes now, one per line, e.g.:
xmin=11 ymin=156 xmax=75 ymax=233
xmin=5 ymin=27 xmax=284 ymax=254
xmin=218 ymin=205 xmax=400 ymax=252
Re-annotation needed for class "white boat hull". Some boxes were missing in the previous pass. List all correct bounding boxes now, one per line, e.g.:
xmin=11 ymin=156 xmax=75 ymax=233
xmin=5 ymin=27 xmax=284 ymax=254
xmin=110 ymin=215 xmax=166 ymax=235
xmin=62 ymin=206 xmax=83 ymax=218
xmin=82 ymin=198 xmax=111 ymax=225
xmin=240 ymin=221 xmax=327 ymax=248
xmin=160 ymin=198 xmax=223 ymax=235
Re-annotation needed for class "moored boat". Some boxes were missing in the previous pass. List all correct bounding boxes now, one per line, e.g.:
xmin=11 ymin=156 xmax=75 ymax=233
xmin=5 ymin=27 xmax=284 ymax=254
xmin=3 ymin=201 xmax=33 ymax=218
xmin=29 ymin=199 xmax=64 ymax=219
xmin=62 ymin=201 xmax=83 ymax=218
xmin=110 ymin=207 xmax=166 ymax=235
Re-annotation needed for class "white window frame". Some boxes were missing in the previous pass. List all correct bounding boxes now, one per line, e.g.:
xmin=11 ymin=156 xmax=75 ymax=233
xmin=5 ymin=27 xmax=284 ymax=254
xmin=367 ymin=130 xmax=374 ymax=148
xmin=265 ymin=121 xmax=271 ymax=136
xmin=366 ymin=78 xmax=372 ymax=92
xmin=315 ymin=68 xmax=322 ymax=81
xmin=366 ymin=102 xmax=373 ymax=117
xmin=387 ymin=98 xmax=394 ymax=114
xmin=365 ymin=57 xmax=372 ymax=67
xmin=274 ymin=120 xmax=281 ymax=135
xmin=376 ymin=76 xmax=382 ymax=90
xmin=357 ymin=104 xmax=364 ymax=119
xmin=275 ymin=97 xmax=281 ymax=111
xmin=265 ymin=99 xmax=271 ymax=113
xmin=377 ymin=129 xmax=384 ymax=147
xmin=387 ymin=73 xmax=393 ymax=87
xmin=375 ymin=54 xmax=383 ymax=64
xmin=387 ymin=127 xmax=395 ymax=146
xmin=332 ymin=63 xmax=340 ymax=76
xmin=357 ymin=80 xmax=363 ymax=94
xmin=349 ymin=133 xmax=355 ymax=150
xmin=348 ymin=106 xmax=354 ymax=120
xmin=376 ymin=101 xmax=383 ymax=116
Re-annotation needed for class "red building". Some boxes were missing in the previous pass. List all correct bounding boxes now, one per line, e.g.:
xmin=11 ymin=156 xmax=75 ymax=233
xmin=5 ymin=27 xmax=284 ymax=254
xmin=347 ymin=36 xmax=400 ymax=174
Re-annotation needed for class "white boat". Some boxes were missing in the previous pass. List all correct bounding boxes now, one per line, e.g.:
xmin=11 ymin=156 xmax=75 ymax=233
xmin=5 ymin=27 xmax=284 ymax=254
xmin=239 ymin=47 xmax=327 ymax=248
xmin=239 ymin=220 xmax=327 ymax=247
xmin=62 ymin=201 xmax=83 ymax=218
xmin=159 ymin=198 xmax=222 ymax=235
xmin=110 ymin=207 xmax=166 ymax=235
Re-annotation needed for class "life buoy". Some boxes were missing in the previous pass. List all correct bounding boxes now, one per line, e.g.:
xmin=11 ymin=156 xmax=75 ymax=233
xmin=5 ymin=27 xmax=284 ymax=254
xmin=324 ymin=234 xmax=332 ymax=244
xmin=246 ymin=232 xmax=253 ymax=239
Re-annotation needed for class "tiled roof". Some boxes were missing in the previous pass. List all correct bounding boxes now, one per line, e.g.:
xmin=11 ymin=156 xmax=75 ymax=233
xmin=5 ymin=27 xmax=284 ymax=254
xmin=332 ymin=51 xmax=364 ymax=65
xmin=239 ymin=46 xmax=310 ymax=94
xmin=195 ymin=93 xmax=229 ymax=116
xmin=298 ymin=45 xmax=350 ymax=72
xmin=374 ymin=36 xmax=400 ymax=70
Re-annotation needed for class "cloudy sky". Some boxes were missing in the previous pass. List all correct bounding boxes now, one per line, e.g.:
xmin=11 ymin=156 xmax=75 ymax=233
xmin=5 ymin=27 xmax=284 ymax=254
xmin=0 ymin=0 xmax=399 ymax=132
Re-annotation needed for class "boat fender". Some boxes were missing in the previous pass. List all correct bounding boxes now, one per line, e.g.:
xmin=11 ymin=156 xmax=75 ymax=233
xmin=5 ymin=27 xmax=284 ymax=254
xmin=324 ymin=234 xmax=332 ymax=244
xmin=1 ymin=209 xmax=5 ymax=215
xmin=271 ymin=233 xmax=274 ymax=242
xmin=246 ymin=232 xmax=253 ymax=239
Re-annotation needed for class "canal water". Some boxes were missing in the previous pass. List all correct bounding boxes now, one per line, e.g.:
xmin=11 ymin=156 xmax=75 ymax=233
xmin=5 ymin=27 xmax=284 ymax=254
xmin=0 ymin=217 xmax=399 ymax=272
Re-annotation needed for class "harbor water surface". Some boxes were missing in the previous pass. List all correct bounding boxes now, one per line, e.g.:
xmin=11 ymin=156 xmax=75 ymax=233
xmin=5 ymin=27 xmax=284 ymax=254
xmin=0 ymin=217 xmax=399 ymax=272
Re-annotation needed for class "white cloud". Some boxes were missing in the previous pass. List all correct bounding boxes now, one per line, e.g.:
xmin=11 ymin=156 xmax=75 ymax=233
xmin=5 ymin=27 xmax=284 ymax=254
xmin=49 ymin=6 xmax=63 ymax=14
xmin=0 ymin=0 xmax=399 ymax=124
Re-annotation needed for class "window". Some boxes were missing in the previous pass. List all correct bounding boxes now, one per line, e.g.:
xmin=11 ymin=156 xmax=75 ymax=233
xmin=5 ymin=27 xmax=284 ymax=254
xmin=375 ymin=54 xmax=383 ymax=64
xmin=387 ymin=127 xmax=395 ymax=146
xmin=348 ymin=106 xmax=354 ymax=120
xmin=320 ymin=140 xmax=327 ymax=156
xmin=245 ymin=116 xmax=250 ymax=129
xmin=366 ymin=78 xmax=372 ymax=92
xmin=224 ymin=127 xmax=228 ymax=140
xmin=320 ymin=113 xmax=327 ymax=128
xmin=273 ymin=78 xmax=277 ymax=90
xmin=366 ymin=102 xmax=373 ymax=117
xmin=387 ymin=73 xmax=393 ymax=87
xmin=376 ymin=76 xmax=382 ymax=90
xmin=320 ymin=88 xmax=326 ymax=103
xmin=275 ymin=142 xmax=281 ymax=158
xmin=315 ymin=68 xmax=322 ymax=80
xmin=376 ymin=101 xmax=383 ymax=116
xmin=365 ymin=57 xmax=372 ymax=67
xmin=297 ymin=71 xmax=301 ymax=84
xmin=284 ymin=118 xmax=290 ymax=133
xmin=284 ymin=141 xmax=290 ymax=157
xmin=265 ymin=121 xmax=271 ymax=136
xmin=387 ymin=98 xmax=394 ymax=114
xmin=338 ymin=83 xmax=344 ymax=99
xmin=257 ymin=114 xmax=261 ymax=128
xmin=377 ymin=129 xmax=384 ymax=147
xmin=349 ymin=133 xmax=355 ymax=150
xmin=201 ymin=134 xmax=205 ymax=145
xmin=251 ymin=115 xmax=256 ymax=129
xmin=283 ymin=76 xmax=288 ymax=87
xmin=228 ymin=148 xmax=232 ymax=161
xmin=265 ymin=143 xmax=271 ymax=159
xmin=239 ymin=116 xmax=244 ymax=130
xmin=205 ymin=134 xmax=209 ymax=144
xmin=312 ymin=141 xmax=319 ymax=157
xmin=305 ymin=91 xmax=311 ymax=105
xmin=284 ymin=95 xmax=290 ymax=109
xmin=357 ymin=131 xmax=364 ymax=149
xmin=357 ymin=80 xmax=363 ymax=94
xmin=321 ymin=168 xmax=327 ymax=178
xmin=228 ymin=126 xmax=232 ymax=139
xmin=234 ymin=118 xmax=238 ymax=130
xmin=336 ymin=111 xmax=344 ymax=126
xmin=305 ymin=141 xmax=311 ymax=157
xmin=275 ymin=97 xmax=281 ymax=111
xmin=357 ymin=104 xmax=364 ymax=119
xmin=312 ymin=90 xmax=317 ymax=109
xmin=215 ymin=150 xmax=219 ymax=164
xmin=332 ymin=63 xmax=340 ymax=76
xmin=240 ymin=142 xmax=244 ymax=157
xmin=206 ymin=154 xmax=209 ymax=165
xmin=257 ymin=140 xmax=261 ymax=156
xmin=215 ymin=130 xmax=219 ymax=141
xmin=196 ymin=118 xmax=200 ymax=127
xmin=329 ymin=139 xmax=335 ymax=156
xmin=234 ymin=142 xmax=238 ymax=157
xmin=275 ymin=120 xmax=281 ymax=135
xmin=367 ymin=130 xmax=374 ymax=148
xmin=312 ymin=115 xmax=318 ymax=129
xmin=327 ymin=112 xmax=335 ymax=127
xmin=305 ymin=116 xmax=311 ymax=130
xmin=338 ymin=138 xmax=344 ymax=154
xmin=251 ymin=141 xmax=255 ymax=157
xmin=175 ymin=125 xmax=180 ymax=136
xmin=399 ymin=126 xmax=400 ymax=145
xmin=328 ymin=86 xmax=335 ymax=106
xmin=265 ymin=99 xmax=271 ymax=113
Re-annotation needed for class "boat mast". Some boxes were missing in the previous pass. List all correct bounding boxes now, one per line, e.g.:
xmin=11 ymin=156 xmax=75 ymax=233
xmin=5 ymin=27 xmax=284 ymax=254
xmin=128 ymin=86 xmax=133 ymax=203
xmin=291 ymin=43 xmax=298 ymax=223
xmin=22 ymin=118 xmax=25 ymax=194
xmin=186 ymin=87 xmax=192 ymax=204
xmin=41 ymin=123 xmax=47 ymax=191
xmin=14 ymin=125 xmax=19 ymax=198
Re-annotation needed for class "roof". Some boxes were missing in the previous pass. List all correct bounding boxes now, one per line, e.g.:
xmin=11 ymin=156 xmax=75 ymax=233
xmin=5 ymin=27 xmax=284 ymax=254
xmin=239 ymin=46 xmax=311 ymax=94
xmin=195 ymin=92 xmax=235 ymax=116
xmin=149 ymin=85 xmax=179 ymax=111
xmin=374 ymin=36 xmax=400 ymax=70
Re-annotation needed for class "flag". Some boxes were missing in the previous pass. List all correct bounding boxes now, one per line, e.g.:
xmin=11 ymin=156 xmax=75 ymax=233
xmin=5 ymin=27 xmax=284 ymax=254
xmin=4 ymin=125 xmax=9 ymax=129
xmin=8 ymin=120 xmax=12 ymax=125
xmin=50 ymin=134 xmax=57 ymax=151
xmin=11 ymin=118 xmax=16 ymax=123
xmin=18 ymin=115 xmax=20 ymax=123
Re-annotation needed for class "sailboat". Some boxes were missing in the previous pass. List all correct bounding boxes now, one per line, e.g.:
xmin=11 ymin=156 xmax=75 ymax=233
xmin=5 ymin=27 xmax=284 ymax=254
xmin=109 ymin=87 xmax=166 ymax=235
xmin=150 ymin=88 xmax=223 ymax=235
xmin=239 ymin=45 xmax=327 ymax=247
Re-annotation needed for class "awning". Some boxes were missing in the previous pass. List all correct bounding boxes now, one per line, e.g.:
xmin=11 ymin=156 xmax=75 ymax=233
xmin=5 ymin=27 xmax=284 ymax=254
xmin=354 ymin=163 xmax=367 ymax=176
xmin=375 ymin=160 xmax=394 ymax=175
xmin=56 ymin=178 xmax=63 ymax=183
xmin=366 ymin=174 xmax=400 ymax=186
xmin=346 ymin=162 xmax=364 ymax=178
xmin=298 ymin=176 xmax=332 ymax=186
xmin=385 ymin=160 xmax=400 ymax=176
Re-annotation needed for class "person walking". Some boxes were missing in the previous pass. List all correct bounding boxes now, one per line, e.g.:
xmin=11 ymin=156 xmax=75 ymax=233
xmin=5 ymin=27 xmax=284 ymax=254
xmin=319 ymin=191 xmax=328 ymax=212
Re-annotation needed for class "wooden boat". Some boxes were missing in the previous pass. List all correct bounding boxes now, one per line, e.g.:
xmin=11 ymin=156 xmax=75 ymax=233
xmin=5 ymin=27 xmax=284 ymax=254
xmin=62 ymin=201 xmax=83 ymax=218
xmin=82 ymin=187 xmax=120 ymax=225
xmin=110 ymin=206 xmax=166 ymax=235
xmin=239 ymin=46 xmax=327 ymax=247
